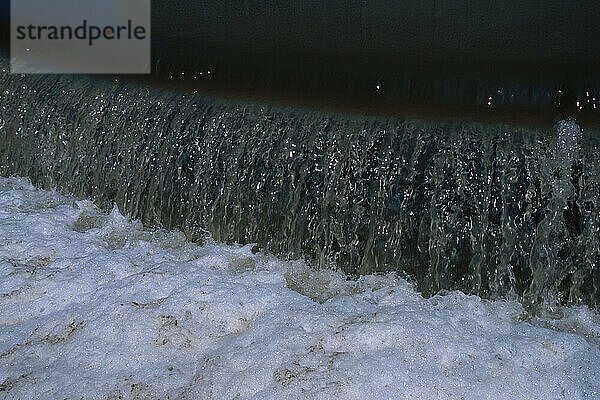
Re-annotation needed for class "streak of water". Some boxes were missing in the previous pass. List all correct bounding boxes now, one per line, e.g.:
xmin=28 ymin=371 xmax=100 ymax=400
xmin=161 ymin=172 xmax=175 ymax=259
xmin=1 ymin=65 xmax=599 ymax=310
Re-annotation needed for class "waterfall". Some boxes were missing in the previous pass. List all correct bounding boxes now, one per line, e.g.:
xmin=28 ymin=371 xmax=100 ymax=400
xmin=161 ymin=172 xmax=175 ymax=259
xmin=1 ymin=62 xmax=599 ymax=310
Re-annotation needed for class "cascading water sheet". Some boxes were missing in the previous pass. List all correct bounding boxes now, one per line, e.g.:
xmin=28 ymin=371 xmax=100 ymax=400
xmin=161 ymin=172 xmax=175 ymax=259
xmin=1 ymin=63 xmax=598 ymax=310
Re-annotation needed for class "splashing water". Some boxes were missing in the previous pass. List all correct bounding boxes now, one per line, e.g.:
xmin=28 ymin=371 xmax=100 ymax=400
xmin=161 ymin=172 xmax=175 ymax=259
xmin=1 ymin=62 xmax=599 ymax=310
xmin=0 ymin=176 xmax=599 ymax=399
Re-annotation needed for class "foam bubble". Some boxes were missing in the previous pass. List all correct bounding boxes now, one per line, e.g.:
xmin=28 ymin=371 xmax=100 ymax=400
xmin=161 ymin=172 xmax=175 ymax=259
xmin=1 ymin=176 xmax=599 ymax=399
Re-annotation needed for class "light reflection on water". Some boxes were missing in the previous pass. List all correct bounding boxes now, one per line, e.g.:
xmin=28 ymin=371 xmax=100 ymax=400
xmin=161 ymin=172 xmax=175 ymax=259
xmin=1 ymin=60 xmax=599 ymax=312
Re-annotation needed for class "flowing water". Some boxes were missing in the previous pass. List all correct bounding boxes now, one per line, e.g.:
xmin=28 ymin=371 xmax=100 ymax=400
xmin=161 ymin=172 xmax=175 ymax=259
xmin=1 ymin=60 xmax=599 ymax=311
xmin=1 ymin=176 xmax=599 ymax=399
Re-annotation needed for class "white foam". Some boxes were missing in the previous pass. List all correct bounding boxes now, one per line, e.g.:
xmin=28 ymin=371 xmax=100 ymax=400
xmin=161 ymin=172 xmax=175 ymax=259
xmin=1 ymin=176 xmax=599 ymax=399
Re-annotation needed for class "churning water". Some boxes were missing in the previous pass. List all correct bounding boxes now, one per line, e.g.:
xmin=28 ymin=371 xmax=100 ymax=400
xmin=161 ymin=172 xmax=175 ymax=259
xmin=1 ymin=176 xmax=599 ymax=399
xmin=1 ymin=60 xmax=599 ymax=312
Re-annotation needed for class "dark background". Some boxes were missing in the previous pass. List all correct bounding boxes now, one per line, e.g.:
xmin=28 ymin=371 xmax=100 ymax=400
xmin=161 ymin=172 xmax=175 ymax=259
xmin=152 ymin=0 xmax=598 ymax=77
xmin=2 ymin=1 xmax=600 ymax=123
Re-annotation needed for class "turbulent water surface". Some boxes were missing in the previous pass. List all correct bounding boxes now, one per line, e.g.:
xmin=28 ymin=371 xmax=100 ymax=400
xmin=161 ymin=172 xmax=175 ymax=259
xmin=1 ymin=64 xmax=599 ymax=310
xmin=0 ymin=177 xmax=599 ymax=399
